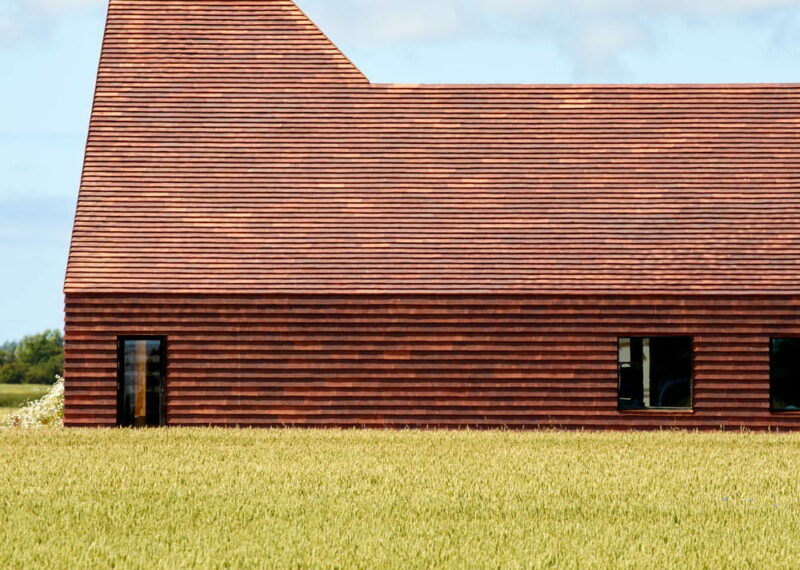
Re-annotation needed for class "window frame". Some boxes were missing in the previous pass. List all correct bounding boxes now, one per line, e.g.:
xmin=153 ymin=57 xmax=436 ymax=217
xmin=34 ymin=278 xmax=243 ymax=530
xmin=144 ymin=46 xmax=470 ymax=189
xmin=616 ymin=335 xmax=695 ymax=412
xmin=116 ymin=335 xmax=168 ymax=427
xmin=769 ymin=336 xmax=800 ymax=413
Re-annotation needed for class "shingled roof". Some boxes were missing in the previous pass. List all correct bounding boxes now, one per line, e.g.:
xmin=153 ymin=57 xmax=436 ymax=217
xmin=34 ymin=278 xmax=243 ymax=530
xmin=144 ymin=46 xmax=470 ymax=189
xmin=66 ymin=0 xmax=800 ymax=295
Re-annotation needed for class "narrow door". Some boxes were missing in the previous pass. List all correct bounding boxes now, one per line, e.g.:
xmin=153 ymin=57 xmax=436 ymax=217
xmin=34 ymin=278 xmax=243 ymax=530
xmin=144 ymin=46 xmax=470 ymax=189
xmin=118 ymin=337 xmax=166 ymax=427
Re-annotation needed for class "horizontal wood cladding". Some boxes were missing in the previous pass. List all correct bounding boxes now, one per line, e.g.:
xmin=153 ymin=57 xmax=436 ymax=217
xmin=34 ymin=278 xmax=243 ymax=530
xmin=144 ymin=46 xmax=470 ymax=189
xmin=65 ymin=0 xmax=800 ymax=295
xmin=64 ymin=294 xmax=800 ymax=430
xmin=98 ymin=0 xmax=366 ymax=85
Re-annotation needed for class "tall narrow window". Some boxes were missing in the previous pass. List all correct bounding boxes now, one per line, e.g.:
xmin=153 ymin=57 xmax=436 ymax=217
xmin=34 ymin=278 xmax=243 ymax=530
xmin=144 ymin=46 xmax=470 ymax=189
xmin=618 ymin=337 xmax=692 ymax=410
xmin=771 ymin=338 xmax=800 ymax=412
xmin=118 ymin=337 xmax=166 ymax=427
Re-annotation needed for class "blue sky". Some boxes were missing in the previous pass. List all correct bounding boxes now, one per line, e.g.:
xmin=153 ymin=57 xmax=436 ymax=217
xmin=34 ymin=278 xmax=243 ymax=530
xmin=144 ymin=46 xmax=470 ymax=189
xmin=1 ymin=0 xmax=799 ymax=342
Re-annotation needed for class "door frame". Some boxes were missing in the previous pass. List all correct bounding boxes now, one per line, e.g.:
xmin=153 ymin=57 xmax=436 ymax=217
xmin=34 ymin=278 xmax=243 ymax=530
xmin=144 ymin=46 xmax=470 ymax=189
xmin=116 ymin=335 xmax=168 ymax=427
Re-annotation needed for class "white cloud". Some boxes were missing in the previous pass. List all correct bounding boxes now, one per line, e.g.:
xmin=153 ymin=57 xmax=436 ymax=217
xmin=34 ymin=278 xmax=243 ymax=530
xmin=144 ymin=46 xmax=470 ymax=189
xmin=565 ymin=19 xmax=649 ymax=79
xmin=299 ymin=0 xmax=800 ymax=77
xmin=3 ymin=0 xmax=799 ymax=76
xmin=0 ymin=14 xmax=18 ymax=42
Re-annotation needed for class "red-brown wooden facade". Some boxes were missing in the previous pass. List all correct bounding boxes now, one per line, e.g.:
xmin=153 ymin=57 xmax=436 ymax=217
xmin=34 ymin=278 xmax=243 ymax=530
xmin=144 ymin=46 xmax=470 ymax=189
xmin=65 ymin=0 xmax=800 ymax=429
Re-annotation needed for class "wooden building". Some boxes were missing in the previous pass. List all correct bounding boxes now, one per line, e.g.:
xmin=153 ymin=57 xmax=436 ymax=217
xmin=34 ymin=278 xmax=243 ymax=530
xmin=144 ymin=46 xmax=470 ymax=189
xmin=64 ymin=0 xmax=800 ymax=429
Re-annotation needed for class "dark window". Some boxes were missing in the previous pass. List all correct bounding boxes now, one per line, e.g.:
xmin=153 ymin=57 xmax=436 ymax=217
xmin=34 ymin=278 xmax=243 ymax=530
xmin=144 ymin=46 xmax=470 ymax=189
xmin=118 ymin=337 xmax=166 ymax=427
xmin=771 ymin=338 xmax=800 ymax=412
xmin=618 ymin=337 xmax=692 ymax=410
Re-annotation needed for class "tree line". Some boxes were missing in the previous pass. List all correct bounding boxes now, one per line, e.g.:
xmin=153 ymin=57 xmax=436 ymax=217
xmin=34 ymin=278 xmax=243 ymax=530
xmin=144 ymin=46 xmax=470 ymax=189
xmin=0 ymin=330 xmax=64 ymax=384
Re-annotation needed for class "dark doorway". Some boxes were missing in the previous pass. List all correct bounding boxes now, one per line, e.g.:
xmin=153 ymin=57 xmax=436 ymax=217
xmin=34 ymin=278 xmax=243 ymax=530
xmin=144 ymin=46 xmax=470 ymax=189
xmin=118 ymin=337 xmax=166 ymax=427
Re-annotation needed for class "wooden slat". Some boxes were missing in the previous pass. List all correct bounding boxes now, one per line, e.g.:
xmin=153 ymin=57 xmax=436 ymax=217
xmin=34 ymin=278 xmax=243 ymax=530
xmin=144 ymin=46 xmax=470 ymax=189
xmin=63 ymin=294 xmax=800 ymax=430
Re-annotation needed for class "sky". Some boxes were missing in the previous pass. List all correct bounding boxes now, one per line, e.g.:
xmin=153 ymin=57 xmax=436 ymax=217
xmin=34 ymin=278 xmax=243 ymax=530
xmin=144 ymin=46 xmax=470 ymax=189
xmin=0 ymin=0 xmax=799 ymax=342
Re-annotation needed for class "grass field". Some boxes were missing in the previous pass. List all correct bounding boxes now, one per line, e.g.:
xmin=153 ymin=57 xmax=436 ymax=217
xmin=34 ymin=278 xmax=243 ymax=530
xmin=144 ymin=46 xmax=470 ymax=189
xmin=1 ymin=429 xmax=799 ymax=568
xmin=0 ymin=384 xmax=49 ymax=420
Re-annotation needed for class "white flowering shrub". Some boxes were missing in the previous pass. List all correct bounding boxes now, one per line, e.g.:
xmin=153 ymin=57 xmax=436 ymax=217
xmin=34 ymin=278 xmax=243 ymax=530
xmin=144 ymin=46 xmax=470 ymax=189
xmin=2 ymin=376 xmax=64 ymax=428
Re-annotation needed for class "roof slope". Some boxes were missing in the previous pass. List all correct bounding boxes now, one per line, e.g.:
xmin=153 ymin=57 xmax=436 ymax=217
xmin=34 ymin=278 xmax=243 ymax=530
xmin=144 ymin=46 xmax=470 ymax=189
xmin=67 ymin=0 xmax=800 ymax=294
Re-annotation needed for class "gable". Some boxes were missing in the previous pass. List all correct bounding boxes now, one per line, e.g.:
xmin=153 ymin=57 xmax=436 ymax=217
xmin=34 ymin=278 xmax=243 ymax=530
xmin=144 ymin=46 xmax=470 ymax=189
xmin=66 ymin=1 xmax=800 ymax=295
xmin=97 ymin=0 xmax=367 ymax=86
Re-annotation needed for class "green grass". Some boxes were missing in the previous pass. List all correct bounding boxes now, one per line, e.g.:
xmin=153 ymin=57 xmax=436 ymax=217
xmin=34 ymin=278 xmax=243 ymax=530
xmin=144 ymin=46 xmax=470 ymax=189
xmin=1 ymin=429 xmax=799 ymax=569
xmin=0 ymin=384 xmax=49 ymax=408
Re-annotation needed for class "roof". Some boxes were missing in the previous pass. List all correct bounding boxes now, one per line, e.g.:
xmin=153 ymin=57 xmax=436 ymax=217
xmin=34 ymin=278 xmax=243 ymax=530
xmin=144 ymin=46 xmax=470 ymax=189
xmin=66 ymin=0 xmax=800 ymax=295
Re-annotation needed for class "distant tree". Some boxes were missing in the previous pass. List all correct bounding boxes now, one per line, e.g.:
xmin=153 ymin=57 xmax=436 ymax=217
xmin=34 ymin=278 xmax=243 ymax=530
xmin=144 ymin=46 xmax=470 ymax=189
xmin=0 ymin=361 xmax=27 ymax=384
xmin=0 ymin=330 xmax=64 ymax=384
xmin=0 ymin=348 xmax=13 ymax=366
xmin=15 ymin=330 xmax=63 ymax=366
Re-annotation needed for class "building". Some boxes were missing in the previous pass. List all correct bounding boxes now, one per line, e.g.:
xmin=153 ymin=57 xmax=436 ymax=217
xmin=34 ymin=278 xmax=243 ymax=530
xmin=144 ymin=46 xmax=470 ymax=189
xmin=64 ymin=0 xmax=800 ymax=429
